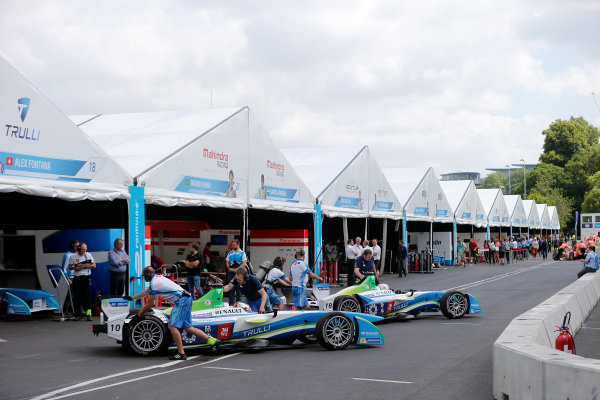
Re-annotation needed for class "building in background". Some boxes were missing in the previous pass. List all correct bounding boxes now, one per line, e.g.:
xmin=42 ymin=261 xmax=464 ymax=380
xmin=440 ymin=171 xmax=482 ymax=185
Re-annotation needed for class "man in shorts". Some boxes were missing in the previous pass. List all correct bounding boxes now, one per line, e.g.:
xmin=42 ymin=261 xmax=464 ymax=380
xmin=125 ymin=267 xmax=218 ymax=360
xmin=290 ymin=249 xmax=322 ymax=309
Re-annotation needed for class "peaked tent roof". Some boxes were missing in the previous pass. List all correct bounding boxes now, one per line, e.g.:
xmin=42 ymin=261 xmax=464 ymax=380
xmin=439 ymin=180 xmax=486 ymax=227
xmin=382 ymin=167 xmax=453 ymax=223
xmin=536 ymin=204 xmax=551 ymax=229
xmin=522 ymin=199 xmax=539 ymax=229
xmin=281 ymin=146 xmax=401 ymax=219
xmin=547 ymin=206 xmax=560 ymax=230
xmin=503 ymin=195 xmax=528 ymax=228
xmin=477 ymin=189 xmax=511 ymax=227
xmin=0 ymin=55 xmax=131 ymax=201
xmin=75 ymin=107 xmax=315 ymax=212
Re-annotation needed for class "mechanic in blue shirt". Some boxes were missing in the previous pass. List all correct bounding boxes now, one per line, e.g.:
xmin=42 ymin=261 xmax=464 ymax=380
xmin=223 ymin=267 xmax=271 ymax=313
xmin=353 ymin=248 xmax=378 ymax=285
xmin=577 ymin=245 xmax=599 ymax=279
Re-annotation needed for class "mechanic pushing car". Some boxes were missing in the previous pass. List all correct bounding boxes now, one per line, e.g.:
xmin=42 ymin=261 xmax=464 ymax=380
xmin=223 ymin=267 xmax=272 ymax=313
xmin=124 ymin=266 xmax=219 ymax=360
xmin=353 ymin=248 xmax=378 ymax=285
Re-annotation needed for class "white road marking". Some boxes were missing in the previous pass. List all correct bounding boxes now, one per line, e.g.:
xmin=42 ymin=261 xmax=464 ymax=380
xmin=203 ymin=366 xmax=252 ymax=372
xmin=31 ymin=352 xmax=241 ymax=400
xmin=441 ymin=322 xmax=481 ymax=325
xmin=16 ymin=353 xmax=44 ymax=359
xmin=448 ymin=261 xmax=555 ymax=292
xmin=0 ymin=338 xmax=7 ymax=343
xmin=352 ymin=378 xmax=413 ymax=384
xmin=580 ymin=326 xmax=600 ymax=330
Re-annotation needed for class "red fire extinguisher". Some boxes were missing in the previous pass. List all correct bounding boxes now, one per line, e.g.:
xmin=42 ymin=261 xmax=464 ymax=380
xmin=555 ymin=311 xmax=576 ymax=354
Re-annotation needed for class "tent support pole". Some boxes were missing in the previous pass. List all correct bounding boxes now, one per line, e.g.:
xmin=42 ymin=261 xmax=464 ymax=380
xmin=381 ymin=219 xmax=388 ymax=274
xmin=343 ymin=218 xmax=348 ymax=245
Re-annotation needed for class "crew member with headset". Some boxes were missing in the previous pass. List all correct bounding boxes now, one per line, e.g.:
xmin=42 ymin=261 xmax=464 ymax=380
xmin=69 ymin=242 xmax=96 ymax=321
xmin=124 ymin=266 xmax=219 ymax=361
xmin=222 ymin=267 xmax=271 ymax=313
xmin=225 ymin=239 xmax=246 ymax=306
xmin=353 ymin=248 xmax=378 ymax=285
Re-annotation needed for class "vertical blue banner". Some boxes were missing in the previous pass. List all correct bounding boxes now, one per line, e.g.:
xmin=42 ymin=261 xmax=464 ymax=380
xmin=402 ymin=213 xmax=407 ymax=247
xmin=453 ymin=218 xmax=457 ymax=265
xmin=314 ymin=204 xmax=322 ymax=276
xmin=128 ymin=186 xmax=145 ymax=296
xmin=575 ymin=211 xmax=579 ymax=239
xmin=487 ymin=223 xmax=491 ymax=241
xmin=510 ymin=222 xmax=513 ymax=239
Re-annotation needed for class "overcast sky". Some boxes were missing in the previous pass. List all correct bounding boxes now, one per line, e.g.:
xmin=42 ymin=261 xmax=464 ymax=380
xmin=2 ymin=0 xmax=600 ymax=178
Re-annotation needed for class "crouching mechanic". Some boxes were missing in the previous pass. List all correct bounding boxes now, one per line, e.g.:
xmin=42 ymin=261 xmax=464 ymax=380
xmin=353 ymin=248 xmax=378 ymax=285
xmin=264 ymin=257 xmax=292 ymax=310
xmin=223 ymin=268 xmax=272 ymax=313
xmin=124 ymin=266 xmax=219 ymax=360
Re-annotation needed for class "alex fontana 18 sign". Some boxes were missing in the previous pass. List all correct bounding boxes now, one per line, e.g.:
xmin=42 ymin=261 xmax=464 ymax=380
xmin=2 ymin=98 xmax=105 ymax=182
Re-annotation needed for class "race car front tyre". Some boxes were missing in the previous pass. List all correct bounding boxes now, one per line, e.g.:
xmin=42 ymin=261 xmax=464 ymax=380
xmin=439 ymin=291 xmax=469 ymax=319
xmin=127 ymin=315 xmax=171 ymax=356
xmin=332 ymin=295 xmax=362 ymax=313
xmin=316 ymin=312 xmax=355 ymax=350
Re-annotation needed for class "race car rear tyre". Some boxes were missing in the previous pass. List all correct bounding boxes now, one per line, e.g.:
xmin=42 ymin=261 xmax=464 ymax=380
xmin=127 ymin=315 xmax=171 ymax=356
xmin=440 ymin=291 xmax=469 ymax=319
xmin=332 ymin=295 xmax=362 ymax=313
xmin=316 ymin=312 xmax=355 ymax=350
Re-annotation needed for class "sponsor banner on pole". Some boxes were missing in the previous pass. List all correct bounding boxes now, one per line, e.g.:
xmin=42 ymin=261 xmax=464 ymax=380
xmin=129 ymin=186 xmax=145 ymax=296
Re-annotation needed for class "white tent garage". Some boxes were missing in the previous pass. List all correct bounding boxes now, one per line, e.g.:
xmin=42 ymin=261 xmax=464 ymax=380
xmin=0 ymin=55 xmax=131 ymax=303
xmin=282 ymin=146 xmax=401 ymax=270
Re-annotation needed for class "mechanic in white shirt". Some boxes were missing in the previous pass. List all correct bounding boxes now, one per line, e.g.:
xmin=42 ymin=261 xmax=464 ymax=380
xmin=345 ymin=239 xmax=357 ymax=280
xmin=126 ymin=267 xmax=218 ymax=361
xmin=68 ymin=243 xmax=96 ymax=321
xmin=264 ymin=257 xmax=292 ymax=310
xmin=371 ymin=238 xmax=382 ymax=272
xmin=290 ymin=249 xmax=322 ymax=309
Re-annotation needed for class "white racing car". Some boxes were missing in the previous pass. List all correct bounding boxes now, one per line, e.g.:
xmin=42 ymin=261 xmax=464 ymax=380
xmin=93 ymin=286 xmax=385 ymax=355
xmin=313 ymin=275 xmax=482 ymax=320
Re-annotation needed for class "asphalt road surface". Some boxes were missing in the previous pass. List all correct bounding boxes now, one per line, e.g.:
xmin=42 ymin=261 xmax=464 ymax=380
xmin=0 ymin=258 xmax=588 ymax=400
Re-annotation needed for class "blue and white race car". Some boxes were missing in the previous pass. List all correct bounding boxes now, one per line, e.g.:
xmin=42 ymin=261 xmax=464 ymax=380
xmin=93 ymin=287 xmax=384 ymax=355
xmin=317 ymin=275 xmax=482 ymax=320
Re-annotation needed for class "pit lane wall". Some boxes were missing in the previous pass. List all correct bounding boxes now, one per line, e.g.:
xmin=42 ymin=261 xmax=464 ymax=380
xmin=493 ymin=272 xmax=600 ymax=400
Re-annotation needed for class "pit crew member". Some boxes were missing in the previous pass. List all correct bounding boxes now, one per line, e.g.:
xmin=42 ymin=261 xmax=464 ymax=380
xmin=124 ymin=266 xmax=218 ymax=360
xmin=289 ymin=249 xmax=322 ymax=309
xmin=223 ymin=267 xmax=271 ymax=313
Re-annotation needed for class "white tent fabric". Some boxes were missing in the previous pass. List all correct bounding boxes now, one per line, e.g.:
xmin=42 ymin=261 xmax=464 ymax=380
xmin=439 ymin=180 xmax=486 ymax=227
xmin=503 ymin=195 xmax=528 ymax=228
xmin=537 ymin=204 xmax=551 ymax=230
xmin=522 ymin=199 xmax=539 ymax=229
xmin=282 ymin=146 xmax=401 ymax=218
xmin=547 ymin=206 xmax=560 ymax=230
xmin=383 ymin=167 xmax=453 ymax=223
xmin=75 ymin=107 xmax=315 ymax=212
xmin=477 ymin=189 xmax=511 ymax=227
xmin=0 ymin=55 xmax=131 ymax=201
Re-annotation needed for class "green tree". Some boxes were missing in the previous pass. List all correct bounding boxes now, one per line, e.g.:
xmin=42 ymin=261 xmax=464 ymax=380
xmin=540 ymin=116 xmax=600 ymax=168
xmin=588 ymin=171 xmax=600 ymax=189
xmin=481 ymin=171 xmax=508 ymax=192
xmin=582 ymin=187 xmax=600 ymax=213
xmin=529 ymin=171 xmax=575 ymax=231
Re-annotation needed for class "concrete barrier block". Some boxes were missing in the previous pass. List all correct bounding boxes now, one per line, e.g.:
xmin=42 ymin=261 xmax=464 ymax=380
xmin=560 ymin=281 xmax=594 ymax=318
xmin=582 ymin=272 xmax=600 ymax=298
xmin=550 ymin=293 xmax=585 ymax=333
xmin=545 ymin=356 xmax=600 ymax=400
xmin=496 ymin=319 xmax=549 ymax=346
xmin=493 ymin=342 xmax=552 ymax=400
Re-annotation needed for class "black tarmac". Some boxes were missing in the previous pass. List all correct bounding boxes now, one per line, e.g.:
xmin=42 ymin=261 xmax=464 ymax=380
xmin=1 ymin=258 xmax=595 ymax=400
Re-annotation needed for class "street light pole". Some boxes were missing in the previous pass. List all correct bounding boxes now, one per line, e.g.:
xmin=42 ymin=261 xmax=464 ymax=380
xmin=505 ymin=164 xmax=511 ymax=195
xmin=520 ymin=158 xmax=526 ymax=198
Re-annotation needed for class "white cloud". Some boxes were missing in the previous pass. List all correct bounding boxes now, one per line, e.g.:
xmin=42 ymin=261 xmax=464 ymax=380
xmin=1 ymin=0 xmax=598 ymax=179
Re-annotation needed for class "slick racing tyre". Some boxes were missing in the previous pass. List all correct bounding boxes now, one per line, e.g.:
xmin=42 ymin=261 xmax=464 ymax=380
xmin=316 ymin=312 xmax=355 ymax=350
xmin=127 ymin=315 xmax=171 ymax=356
xmin=332 ymin=295 xmax=362 ymax=313
xmin=439 ymin=291 xmax=469 ymax=319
